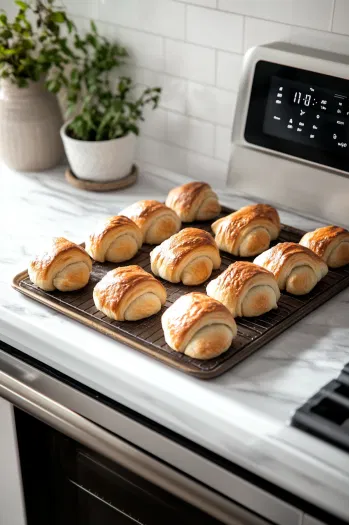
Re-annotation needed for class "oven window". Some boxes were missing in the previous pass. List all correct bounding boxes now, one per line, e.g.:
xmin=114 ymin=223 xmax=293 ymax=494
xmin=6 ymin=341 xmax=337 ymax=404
xmin=244 ymin=60 xmax=349 ymax=173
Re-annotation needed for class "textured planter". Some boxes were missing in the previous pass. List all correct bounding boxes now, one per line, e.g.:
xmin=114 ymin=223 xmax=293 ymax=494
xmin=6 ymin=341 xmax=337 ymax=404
xmin=61 ymin=121 xmax=137 ymax=182
xmin=0 ymin=78 xmax=64 ymax=171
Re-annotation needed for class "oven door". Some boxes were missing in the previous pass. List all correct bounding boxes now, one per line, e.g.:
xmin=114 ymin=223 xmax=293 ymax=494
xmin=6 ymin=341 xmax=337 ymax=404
xmin=0 ymin=355 xmax=271 ymax=525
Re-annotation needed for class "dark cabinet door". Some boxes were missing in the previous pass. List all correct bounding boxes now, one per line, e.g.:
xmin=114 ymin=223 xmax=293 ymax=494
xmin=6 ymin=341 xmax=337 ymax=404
xmin=15 ymin=408 xmax=221 ymax=525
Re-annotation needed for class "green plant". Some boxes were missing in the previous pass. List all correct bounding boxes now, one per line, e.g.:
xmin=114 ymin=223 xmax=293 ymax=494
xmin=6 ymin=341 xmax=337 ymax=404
xmin=66 ymin=22 xmax=161 ymax=142
xmin=0 ymin=0 xmax=75 ymax=90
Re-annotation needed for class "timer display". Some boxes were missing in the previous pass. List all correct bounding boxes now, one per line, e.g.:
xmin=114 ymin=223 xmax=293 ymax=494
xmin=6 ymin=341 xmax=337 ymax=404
xmin=244 ymin=60 xmax=349 ymax=173
xmin=263 ymin=76 xmax=349 ymax=152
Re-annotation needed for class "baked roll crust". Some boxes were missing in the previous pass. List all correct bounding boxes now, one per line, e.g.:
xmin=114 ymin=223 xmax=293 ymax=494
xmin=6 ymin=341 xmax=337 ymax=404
xmin=165 ymin=181 xmax=221 ymax=222
xmin=254 ymin=242 xmax=328 ymax=295
xmin=162 ymin=292 xmax=237 ymax=360
xmin=28 ymin=237 xmax=92 ymax=292
xmin=93 ymin=265 xmax=166 ymax=321
xmin=120 ymin=200 xmax=181 ymax=245
xmin=211 ymin=204 xmax=281 ymax=257
xmin=150 ymin=228 xmax=221 ymax=285
xmin=206 ymin=261 xmax=280 ymax=317
xmin=299 ymin=226 xmax=349 ymax=268
xmin=85 ymin=215 xmax=142 ymax=263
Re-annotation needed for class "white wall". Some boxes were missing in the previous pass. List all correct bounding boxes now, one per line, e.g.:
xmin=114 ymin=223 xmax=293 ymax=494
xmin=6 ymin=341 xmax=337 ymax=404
xmin=2 ymin=0 xmax=349 ymax=186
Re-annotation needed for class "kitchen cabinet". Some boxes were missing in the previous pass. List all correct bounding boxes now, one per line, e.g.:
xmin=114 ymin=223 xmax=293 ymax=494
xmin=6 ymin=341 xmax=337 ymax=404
xmin=0 ymin=398 xmax=26 ymax=525
xmin=15 ymin=408 xmax=222 ymax=525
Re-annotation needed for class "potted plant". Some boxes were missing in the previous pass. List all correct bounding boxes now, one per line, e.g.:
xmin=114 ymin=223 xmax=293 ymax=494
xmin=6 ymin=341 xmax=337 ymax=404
xmin=61 ymin=22 xmax=161 ymax=182
xmin=0 ymin=0 xmax=74 ymax=171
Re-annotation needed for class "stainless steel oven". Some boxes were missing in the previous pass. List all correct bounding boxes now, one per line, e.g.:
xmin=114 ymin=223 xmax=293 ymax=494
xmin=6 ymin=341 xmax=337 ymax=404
xmin=0 ymin=341 xmax=276 ymax=525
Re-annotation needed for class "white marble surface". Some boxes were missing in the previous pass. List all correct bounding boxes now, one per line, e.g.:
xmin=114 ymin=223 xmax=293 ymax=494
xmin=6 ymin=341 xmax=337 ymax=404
xmin=1 ymin=162 xmax=349 ymax=520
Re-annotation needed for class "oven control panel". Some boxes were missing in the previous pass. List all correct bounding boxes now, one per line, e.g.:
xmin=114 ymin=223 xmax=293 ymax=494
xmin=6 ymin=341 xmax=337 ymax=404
xmin=264 ymin=77 xmax=349 ymax=151
xmin=244 ymin=60 xmax=349 ymax=173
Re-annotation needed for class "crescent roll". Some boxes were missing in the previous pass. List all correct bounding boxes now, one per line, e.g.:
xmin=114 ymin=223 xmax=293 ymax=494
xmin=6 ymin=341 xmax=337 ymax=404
xmin=120 ymin=200 xmax=181 ymax=245
xmin=299 ymin=226 xmax=349 ymax=268
xmin=150 ymin=228 xmax=221 ymax=286
xmin=85 ymin=215 xmax=142 ymax=263
xmin=162 ymin=292 xmax=237 ymax=360
xmin=211 ymin=204 xmax=281 ymax=257
xmin=165 ymin=181 xmax=221 ymax=222
xmin=207 ymin=261 xmax=280 ymax=317
xmin=93 ymin=265 xmax=166 ymax=321
xmin=254 ymin=242 xmax=328 ymax=295
xmin=28 ymin=237 xmax=92 ymax=292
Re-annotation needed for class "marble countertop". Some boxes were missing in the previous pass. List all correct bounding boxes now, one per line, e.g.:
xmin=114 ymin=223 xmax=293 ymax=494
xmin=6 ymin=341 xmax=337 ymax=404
xmin=1 ymin=162 xmax=349 ymax=520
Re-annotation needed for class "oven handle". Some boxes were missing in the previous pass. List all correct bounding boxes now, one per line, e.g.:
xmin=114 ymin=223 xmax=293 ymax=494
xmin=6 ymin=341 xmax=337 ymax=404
xmin=0 ymin=370 xmax=270 ymax=525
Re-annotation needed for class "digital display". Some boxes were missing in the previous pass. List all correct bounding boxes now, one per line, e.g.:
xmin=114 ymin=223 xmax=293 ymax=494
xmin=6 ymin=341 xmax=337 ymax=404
xmin=263 ymin=77 xmax=349 ymax=152
xmin=244 ymin=61 xmax=349 ymax=173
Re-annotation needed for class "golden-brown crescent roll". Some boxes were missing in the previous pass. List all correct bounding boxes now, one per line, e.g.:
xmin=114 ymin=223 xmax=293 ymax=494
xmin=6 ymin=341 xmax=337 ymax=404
xmin=165 ymin=181 xmax=221 ymax=222
xmin=206 ymin=261 xmax=280 ymax=317
xmin=211 ymin=204 xmax=281 ymax=257
xmin=85 ymin=215 xmax=142 ymax=263
xmin=28 ymin=237 xmax=92 ymax=292
xmin=299 ymin=226 xmax=349 ymax=268
xmin=93 ymin=265 xmax=166 ymax=321
xmin=150 ymin=228 xmax=221 ymax=285
xmin=254 ymin=242 xmax=328 ymax=295
xmin=162 ymin=292 xmax=237 ymax=360
xmin=120 ymin=200 xmax=181 ymax=245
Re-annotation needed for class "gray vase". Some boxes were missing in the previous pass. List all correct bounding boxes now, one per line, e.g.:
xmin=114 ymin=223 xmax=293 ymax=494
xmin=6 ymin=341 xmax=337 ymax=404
xmin=0 ymin=78 xmax=64 ymax=171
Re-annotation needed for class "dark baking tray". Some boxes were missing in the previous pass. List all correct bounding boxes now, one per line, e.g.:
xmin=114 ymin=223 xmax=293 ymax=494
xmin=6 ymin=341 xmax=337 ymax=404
xmin=12 ymin=207 xmax=349 ymax=379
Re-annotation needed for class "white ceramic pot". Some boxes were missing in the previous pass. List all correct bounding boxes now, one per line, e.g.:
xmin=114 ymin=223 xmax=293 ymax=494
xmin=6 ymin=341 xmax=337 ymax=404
xmin=61 ymin=121 xmax=137 ymax=181
xmin=0 ymin=78 xmax=64 ymax=171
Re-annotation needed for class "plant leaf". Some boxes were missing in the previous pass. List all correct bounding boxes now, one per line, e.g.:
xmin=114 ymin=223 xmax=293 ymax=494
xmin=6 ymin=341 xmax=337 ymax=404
xmin=15 ymin=1 xmax=29 ymax=10
xmin=50 ymin=12 xmax=65 ymax=23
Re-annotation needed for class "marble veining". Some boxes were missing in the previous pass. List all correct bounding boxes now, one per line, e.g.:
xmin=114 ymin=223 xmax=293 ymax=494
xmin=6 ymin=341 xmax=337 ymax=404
xmin=1 ymin=162 xmax=349 ymax=520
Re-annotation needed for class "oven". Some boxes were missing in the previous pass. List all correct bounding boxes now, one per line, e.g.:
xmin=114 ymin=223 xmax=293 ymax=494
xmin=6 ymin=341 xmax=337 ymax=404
xmin=0 ymin=340 xmax=278 ymax=525
xmin=228 ymin=41 xmax=349 ymax=227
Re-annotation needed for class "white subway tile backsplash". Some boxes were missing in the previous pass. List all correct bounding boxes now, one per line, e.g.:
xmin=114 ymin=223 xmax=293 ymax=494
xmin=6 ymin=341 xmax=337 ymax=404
xmin=137 ymin=137 xmax=187 ymax=174
xmin=214 ymin=126 xmax=231 ymax=162
xmin=99 ymin=0 xmax=185 ymax=39
xmin=289 ymin=27 xmax=349 ymax=54
xmin=140 ymin=108 xmax=167 ymax=141
xmin=165 ymin=40 xmax=215 ymax=84
xmin=161 ymin=75 xmax=188 ymax=113
xmin=66 ymin=0 xmax=99 ymax=18
xmin=167 ymin=113 xmax=215 ymax=155
xmin=218 ymin=0 xmax=333 ymax=31
xmin=216 ymin=52 xmax=243 ymax=91
xmin=244 ymin=17 xmax=291 ymax=51
xmin=130 ymin=68 xmax=163 ymax=86
xmin=187 ymin=151 xmax=228 ymax=187
xmin=187 ymin=5 xmax=243 ymax=52
xmin=133 ymin=69 xmax=187 ymax=114
xmin=187 ymin=82 xmax=237 ymax=126
xmin=332 ymin=0 xmax=349 ymax=36
xmin=112 ymin=27 xmax=164 ymax=71
xmin=175 ymin=0 xmax=217 ymax=7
